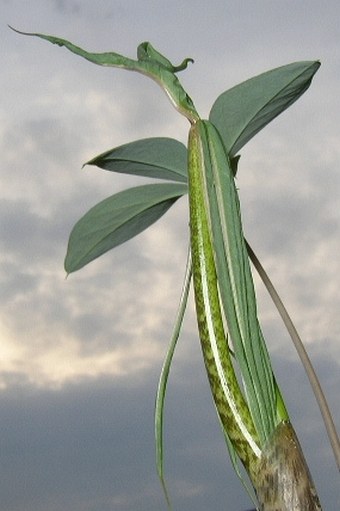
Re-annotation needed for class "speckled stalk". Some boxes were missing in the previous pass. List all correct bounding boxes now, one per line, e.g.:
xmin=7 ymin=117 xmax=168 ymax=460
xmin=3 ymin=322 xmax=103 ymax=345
xmin=187 ymin=120 xmax=261 ymax=478
xmin=188 ymin=120 xmax=324 ymax=509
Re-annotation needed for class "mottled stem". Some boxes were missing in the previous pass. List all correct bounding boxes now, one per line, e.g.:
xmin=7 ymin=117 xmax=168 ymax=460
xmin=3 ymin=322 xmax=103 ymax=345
xmin=188 ymin=121 xmax=261 ymax=478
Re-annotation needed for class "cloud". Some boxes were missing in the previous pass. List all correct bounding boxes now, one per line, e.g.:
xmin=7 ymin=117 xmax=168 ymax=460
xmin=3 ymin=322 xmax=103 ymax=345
xmin=0 ymin=352 xmax=338 ymax=511
xmin=0 ymin=157 xmax=189 ymax=387
xmin=52 ymin=0 xmax=81 ymax=15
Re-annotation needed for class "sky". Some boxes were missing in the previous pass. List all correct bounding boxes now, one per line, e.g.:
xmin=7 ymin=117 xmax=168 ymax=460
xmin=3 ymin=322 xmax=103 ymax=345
xmin=1 ymin=1 xmax=340 ymax=510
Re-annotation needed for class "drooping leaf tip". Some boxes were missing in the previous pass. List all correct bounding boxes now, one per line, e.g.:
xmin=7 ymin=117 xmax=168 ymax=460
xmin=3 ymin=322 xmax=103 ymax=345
xmin=8 ymin=25 xmax=34 ymax=37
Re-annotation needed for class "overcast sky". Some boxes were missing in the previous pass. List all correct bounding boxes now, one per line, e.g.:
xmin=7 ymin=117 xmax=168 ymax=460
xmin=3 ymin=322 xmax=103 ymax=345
xmin=1 ymin=1 xmax=340 ymax=510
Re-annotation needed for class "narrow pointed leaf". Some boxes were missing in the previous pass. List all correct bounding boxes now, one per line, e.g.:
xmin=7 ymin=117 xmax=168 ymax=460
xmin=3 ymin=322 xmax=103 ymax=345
xmin=200 ymin=121 xmax=277 ymax=444
xmin=65 ymin=183 xmax=187 ymax=273
xmin=209 ymin=60 xmax=320 ymax=156
xmin=11 ymin=27 xmax=199 ymax=122
xmin=155 ymin=248 xmax=192 ymax=508
xmin=86 ymin=137 xmax=188 ymax=183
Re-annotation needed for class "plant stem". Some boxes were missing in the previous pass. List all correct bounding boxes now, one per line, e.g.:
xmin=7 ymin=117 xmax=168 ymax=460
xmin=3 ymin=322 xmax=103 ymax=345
xmin=255 ymin=421 xmax=322 ymax=510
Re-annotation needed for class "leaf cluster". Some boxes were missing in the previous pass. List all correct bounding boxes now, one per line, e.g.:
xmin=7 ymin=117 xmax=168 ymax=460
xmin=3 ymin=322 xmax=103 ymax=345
xmin=65 ymin=60 xmax=320 ymax=276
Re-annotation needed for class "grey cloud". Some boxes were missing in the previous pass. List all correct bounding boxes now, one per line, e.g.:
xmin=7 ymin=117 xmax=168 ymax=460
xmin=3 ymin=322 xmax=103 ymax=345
xmin=52 ymin=0 xmax=81 ymax=15
xmin=0 ymin=351 xmax=338 ymax=511
xmin=3 ymin=116 xmax=87 ymax=171
xmin=0 ymin=262 xmax=39 ymax=302
xmin=0 ymin=198 xmax=64 ymax=262
xmin=0 ymin=376 xmax=159 ymax=511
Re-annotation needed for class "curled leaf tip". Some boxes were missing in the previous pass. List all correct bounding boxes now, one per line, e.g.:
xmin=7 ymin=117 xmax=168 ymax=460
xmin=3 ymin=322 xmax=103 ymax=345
xmin=173 ymin=57 xmax=195 ymax=73
xmin=137 ymin=41 xmax=194 ymax=74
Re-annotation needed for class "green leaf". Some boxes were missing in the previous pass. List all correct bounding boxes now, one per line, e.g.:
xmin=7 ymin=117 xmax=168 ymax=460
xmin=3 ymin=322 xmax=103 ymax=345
xmin=137 ymin=42 xmax=194 ymax=73
xmin=65 ymin=182 xmax=187 ymax=274
xmin=11 ymin=27 xmax=199 ymax=122
xmin=85 ymin=137 xmax=188 ymax=183
xmin=202 ymin=121 xmax=277 ymax=445
xmin=209 ymin=60 xmax=320 ymax=156
xmin=155 ymin=248 xmax=192 ymax=509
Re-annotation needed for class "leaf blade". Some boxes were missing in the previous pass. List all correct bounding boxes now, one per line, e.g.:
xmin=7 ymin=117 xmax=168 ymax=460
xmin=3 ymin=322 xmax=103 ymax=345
xmin=10 ymin=27 xmax=199 ymax=122
xmin=209 ymin=60 xmax=320 ymax=156
xmin=155 ymin=248 xmax=192 ymax=509
xmin=85 ymin=137 xmax=188 ymax=183
xmin=65 ymin=183 xmax=187 ymax=274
